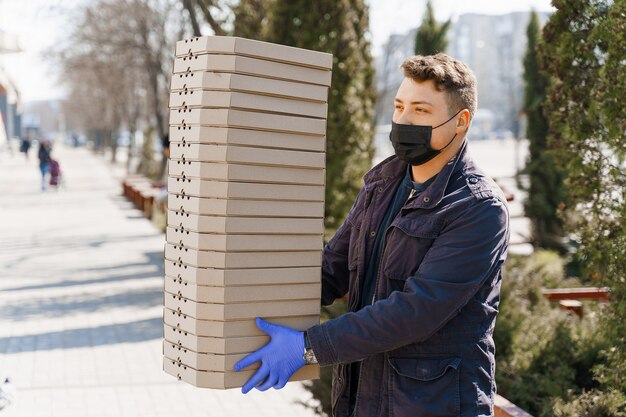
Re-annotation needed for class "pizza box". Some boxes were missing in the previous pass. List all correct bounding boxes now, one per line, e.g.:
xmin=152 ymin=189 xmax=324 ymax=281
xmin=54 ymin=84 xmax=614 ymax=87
xmin=167 ymin=214 xmax=323 ymax=235
xmin=164 ymin=243 xmax=322 ymax=268
xmin=165 ymin=228 xmax=323 ymax=251
xmin=163 ymin=261 xmax=320 ymax=286
xmin=168 ymin=197 xmax=324 ymax=219
xmin=169 ymin=161 xmax=325 ymax=185
xmin=173 ymin=54 xmax=331 ymax=86
xmin=175 ymin=36 xmax=333 ymax=70
xmin=164 ymin=275 xmax=320 ymax=303
xmin=170 ymin=108 xmax=326 ymax=136
xmin=164 ymin=291 xmax=320 ymax=320
xmin=164 ymin=324 xmax=266 ymax=354
xmin=163 ymin=339 xmax=253 ymax=371
xmin=169 ymin=90 xmax=328 ymax=119
xmin=167 ymin=178 xmax=324 ymax=201
xmin=169 ymin=126 xmax=325 ymax=152
xmin=163 ymin=308 xmax=319 ymax=337
xmin=163 ymin=355 xmax=319 ymax=389
xmin=170 ymin=72 xmax=328 ymax=102
xmin=169 ymin=143 xmax=325 ymax=169
xmin=167 ymin=211 xmax=324 ymax=233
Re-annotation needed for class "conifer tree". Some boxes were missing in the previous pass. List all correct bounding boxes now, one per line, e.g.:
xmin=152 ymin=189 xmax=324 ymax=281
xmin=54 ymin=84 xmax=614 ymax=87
xmin=265 ymin=0 xmax=376 ymax=233
xmin=232 ymin=0 xmax=271 ymax=39
xmin=540 ymin=0 xmax=625 ymax=400
xmin=414 ymin=0 xmax=451 ymax=55
xmin=522 ymin=11 xmax=565 ymax=252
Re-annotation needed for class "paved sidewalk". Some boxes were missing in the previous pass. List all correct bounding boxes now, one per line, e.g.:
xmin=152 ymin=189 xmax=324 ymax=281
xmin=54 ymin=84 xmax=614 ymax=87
xmin=0 ymin=143 xmax=318 ymax=417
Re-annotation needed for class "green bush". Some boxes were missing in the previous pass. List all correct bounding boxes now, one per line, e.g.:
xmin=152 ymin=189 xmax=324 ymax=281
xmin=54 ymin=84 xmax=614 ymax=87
xmin=552 ymin=389 xmax=626 ymax=417
xmin=495 ymin=251 xmax=609 ymax=417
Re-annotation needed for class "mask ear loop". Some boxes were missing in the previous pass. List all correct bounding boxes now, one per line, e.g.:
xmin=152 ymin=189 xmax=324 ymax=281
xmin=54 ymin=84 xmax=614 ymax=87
xmin=432 ymin=109 xmax=463 ymax=151
xmin=432 ymin=108 xmax=463 ymax=129
xmin=439 ymin=133 xmax=457 ymax=151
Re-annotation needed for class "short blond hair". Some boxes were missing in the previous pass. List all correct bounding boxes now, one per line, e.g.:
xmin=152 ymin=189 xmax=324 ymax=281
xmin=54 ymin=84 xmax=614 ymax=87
xmin=400 ymin=53 xmax=477 ymax=119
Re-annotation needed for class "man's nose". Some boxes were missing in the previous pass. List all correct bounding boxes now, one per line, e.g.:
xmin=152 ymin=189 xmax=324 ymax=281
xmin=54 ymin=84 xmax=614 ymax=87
xmin=395 ymin=113 xmax=413 ymax=125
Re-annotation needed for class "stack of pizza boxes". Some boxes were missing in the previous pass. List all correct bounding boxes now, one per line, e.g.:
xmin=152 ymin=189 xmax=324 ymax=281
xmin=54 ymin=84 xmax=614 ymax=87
xmin=163 ymin=36 xmax=332 ymax=389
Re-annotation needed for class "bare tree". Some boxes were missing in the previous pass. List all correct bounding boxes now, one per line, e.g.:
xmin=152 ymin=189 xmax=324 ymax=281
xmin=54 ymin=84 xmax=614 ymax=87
xmin=180 ymin=0 xmax=230 ymax=36
xmin=54 ymin=0 xmax=181 ymax=171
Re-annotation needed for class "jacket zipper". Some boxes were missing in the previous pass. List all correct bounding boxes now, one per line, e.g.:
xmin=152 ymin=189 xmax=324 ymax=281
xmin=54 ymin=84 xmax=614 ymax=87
xmin=371 ymin=224 xmax=393 ymax=304
xmin=352 ymin=185 xmax=379 ymax=416
xmin=354 ymin=218 xmax=395 ymax=416
xmin=350 ymin=185 xmax=376 ymax=311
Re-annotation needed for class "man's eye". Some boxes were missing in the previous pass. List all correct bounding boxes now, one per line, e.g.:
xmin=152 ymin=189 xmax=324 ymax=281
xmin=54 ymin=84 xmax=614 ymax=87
xmin=415 ymin=108 xmax=426 ymax=113
xmin=395 ymin=106 xmax=403 ymax=110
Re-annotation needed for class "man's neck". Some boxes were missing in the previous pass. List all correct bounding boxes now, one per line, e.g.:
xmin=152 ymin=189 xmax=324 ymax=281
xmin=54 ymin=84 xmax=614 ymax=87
xmin=410 ymin=137 xmax=465 ymax=183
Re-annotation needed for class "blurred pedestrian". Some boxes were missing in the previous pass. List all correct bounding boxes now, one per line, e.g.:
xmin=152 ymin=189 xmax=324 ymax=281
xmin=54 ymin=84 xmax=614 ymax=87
xmin=37 ymin=139 xmax=52 ymax=191
xmin=19 ymin=133 xmax=32 ymax=160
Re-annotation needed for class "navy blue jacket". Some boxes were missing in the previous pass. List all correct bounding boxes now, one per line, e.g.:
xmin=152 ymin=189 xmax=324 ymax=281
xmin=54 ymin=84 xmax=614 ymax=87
xmin=307 ymin=140 xmax=510 ymax=417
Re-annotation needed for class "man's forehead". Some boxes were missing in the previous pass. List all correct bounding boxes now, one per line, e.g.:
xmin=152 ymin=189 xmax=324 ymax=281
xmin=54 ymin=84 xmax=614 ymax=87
xmin=395 ymin=78 xmax=446 ymax=106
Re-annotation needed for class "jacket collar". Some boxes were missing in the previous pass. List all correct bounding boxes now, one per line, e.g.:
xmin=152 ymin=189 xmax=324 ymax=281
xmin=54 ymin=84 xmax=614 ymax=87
xmin=363 ymin=139 xmax=470 ymax=209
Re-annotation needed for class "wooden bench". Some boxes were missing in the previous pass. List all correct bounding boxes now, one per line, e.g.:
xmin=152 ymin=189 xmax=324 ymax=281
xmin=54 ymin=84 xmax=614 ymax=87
xmin=541 ymin=287 xmax=610 ymax=302
xmin=121 ymin=176 xmax=165 ymax=219
xmin=542 ymin=287 xmax=610 ymax=318
xmin=495 ymin=394 xmax=534 ymax=417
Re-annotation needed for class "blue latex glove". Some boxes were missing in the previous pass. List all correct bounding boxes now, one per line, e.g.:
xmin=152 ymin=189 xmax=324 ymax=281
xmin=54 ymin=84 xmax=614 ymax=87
xmin=234 ymin=317 xmax=305 ymax=393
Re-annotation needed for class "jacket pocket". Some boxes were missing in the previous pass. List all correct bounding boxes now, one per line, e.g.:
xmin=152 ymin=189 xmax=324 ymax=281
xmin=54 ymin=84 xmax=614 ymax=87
xmin=387 ymin=355 xmax=461 ymax=417
xmin=382 ymin=217 xmax=442 ymax=291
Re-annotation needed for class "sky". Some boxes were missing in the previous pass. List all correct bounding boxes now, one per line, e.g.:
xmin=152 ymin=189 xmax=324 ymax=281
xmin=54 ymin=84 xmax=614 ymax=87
xmin=0 ymin=0 xmax=555 ymax=103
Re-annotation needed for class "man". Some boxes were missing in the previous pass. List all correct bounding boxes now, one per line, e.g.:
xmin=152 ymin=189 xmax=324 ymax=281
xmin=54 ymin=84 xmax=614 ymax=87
xmin=235 ymin=53 xmax=510 ymax=417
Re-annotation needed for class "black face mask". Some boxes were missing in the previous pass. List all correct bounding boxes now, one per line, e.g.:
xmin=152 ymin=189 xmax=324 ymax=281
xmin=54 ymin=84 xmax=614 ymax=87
xmin=389 ymin=109 xmax=462 ymax=166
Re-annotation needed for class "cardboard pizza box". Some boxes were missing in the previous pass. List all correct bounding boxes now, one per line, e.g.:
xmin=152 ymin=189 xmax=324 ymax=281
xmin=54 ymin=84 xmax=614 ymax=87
xmin=167 ymin=178 xmax=324 ymax=201
xmin=170 ymin=72 xmax=328 ymax=102
xmin=164 ymin=290 xmax=319 ymax=321
xmin=169 ymin=143 xmax=325 ymax=169
xmin=164 ymin=243 xmax=322 ymax=268
xmin=163 ymin=261 xmax=320 ymax=287
xmin=170 ymin=108 xmax=326 ymax=136
xmin=164 ymin=324 xmax=266 ymax=354
xmin=169 ymin=161 xmax=325 ymax=185
xmin=175 ymin=36 xmax=333 ymax=70
xmin=164 ymin=275 xmax=320 ymax=303
xmin=173 ymin=54 xmax=331 ymax=86
xmin=167 ymin=211 xmax=324 ymax=233
xmin=163 ymin=340 xmax=254 ymax=371
xmin=168 ymin=193 xmax=322 ymax=216
xmin=169 ymin=90 xmax=328 ymax=119
xmin=169 ymin=126 xmax=325 ymax=152
xmin=167 ymin=197 xmax=324 ymax=219
xmin=165 ymin=228 xmax=323 ymax=251
xmin=163 ymin=355 xmax=319 ymax=389
xmin=163 ymin=308 xmax=319 ymax=337
xmin=167 ymin=213 xmax=323 ymax=235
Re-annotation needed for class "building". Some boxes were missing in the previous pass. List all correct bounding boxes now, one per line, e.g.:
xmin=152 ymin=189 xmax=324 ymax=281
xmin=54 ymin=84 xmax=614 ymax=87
xmin=0 ymin=30 xmax=22 ymax=141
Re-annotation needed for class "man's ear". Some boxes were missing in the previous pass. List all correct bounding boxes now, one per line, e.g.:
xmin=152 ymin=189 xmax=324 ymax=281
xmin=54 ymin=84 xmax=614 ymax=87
xmin=456 ymin=109 xmax=471 ymax=132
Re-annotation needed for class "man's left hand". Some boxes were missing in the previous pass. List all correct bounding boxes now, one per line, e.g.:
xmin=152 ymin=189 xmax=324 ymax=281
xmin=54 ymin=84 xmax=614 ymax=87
xmin=234 ymin=317 xmax=305 ymax=394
